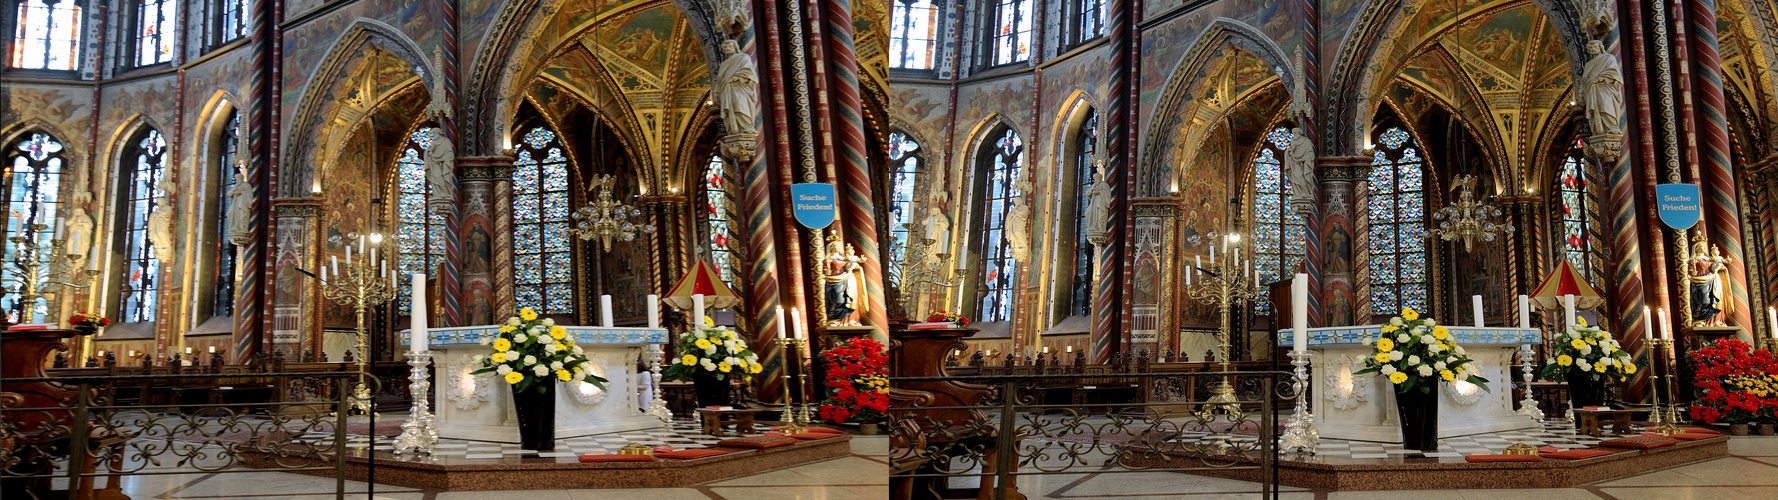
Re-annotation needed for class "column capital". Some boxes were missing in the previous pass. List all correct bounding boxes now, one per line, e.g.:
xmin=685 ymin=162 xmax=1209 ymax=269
xmin=458 ymin=155 xmax=515 ymax=181
xmin=1316 ymin=156 xmax=1374 ymax=181
xmin=272 ymin=197 xmax=325 ymax=218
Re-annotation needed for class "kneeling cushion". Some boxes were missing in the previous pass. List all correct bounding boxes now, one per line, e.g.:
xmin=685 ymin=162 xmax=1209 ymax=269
xmin=1539 ymin=448 xmax=1617 ymax=459
xmin=657 ymin=448 xmax=730 ymax=459
xmin=1600 ymin=435 xmax=1679 ymax=449
xmin=719 ymin=435 xmax=798 ymax=449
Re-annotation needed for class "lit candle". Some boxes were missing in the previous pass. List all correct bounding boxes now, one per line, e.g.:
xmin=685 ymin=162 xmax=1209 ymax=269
xmin=1563 ymin=294 xmax=1576 ymax=333
xmin=1292 ymin=274 xmax=1308 ymax=352
xmin=185 ymin=347 xmax=193 ymax=354
xmin=97 ymin=350 xmax=105 ymax=357
xmin=1472 ymin=295 xmax=1484 ymax=328
xmin=601 ymin=294 xmax=615 ymax=327
xmin=1518 ymin=295 xmax=1530 ymax=329
xmin=791 ymin=307 xmax=804 ymax=340
xmin=128 ymin=350 xmax=136 ymax=357
xmin=775 ymin=306 xmax=786 ymax=339
xmin=411 ymin=273 xmax=428 ymax=352
xmin=1769 ymin=307 xmax=1777 ymax=340
xmin=1643 ymin=306 xmax=1655 ymax=340
xmin=1066 ymin=345 xmax=1073 ymax=353
xmin=692 ymin=294 xmax=706 ymax=325
xmin=1042 ymin=346 xmax=1050 ymax=354
xmin=647 ymin=294 xmax=660 ymax=328
xmin=208 ymin=346 xmax=216 ymax=353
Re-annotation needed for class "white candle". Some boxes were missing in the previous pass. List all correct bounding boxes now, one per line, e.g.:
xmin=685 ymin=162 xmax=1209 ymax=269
xmin=1659 ymin=308 xmax=1673 ymax=340
xmin=88 ymin=247 xmax=101 ymax=270
xmin=1292 ymin=274 xmax=1308 ymax=352
xmin=370 ymin=248 xmax=378 ymax=267
xmin=692 ymin=294 xmax=706 ymax=325
xmin=359 ymin=237 xmax=367 ymax=256
xmin=344 ymin=246 xmax=352 ymax=265
xmin=185 ymin=347 xmax=193 ymax=354
xmin=647 ymin=294 xmax=660 ymax=328
xmin=331 ymin=255 xmax=338 ymax=275
xmin=209 ymin=346 xmax=216 ymax=353
xmin=1563 ymin=294 xmax=1576 ymax=333
xmin=1518 ymin=295 xmax=1530 ymax=329
xmin=54 ymin=217 xmax=64 ymax=239
xmin=601 ymin=295 xmax=615 ymax=327
xmin=791 ymin=307 xmax=804 ymax=340
xmin=411 ymin=273 xmax=428 ymax=352
xmin=775 ymin=307 xmax=787 ymax=339
xmin=1195 ymin=255 xmax=1202 ymax=271
xmin=1644 ymin=306 xmax=1655 ymax=340
xmin=1769 ymin=307 xmax=1777 ymax=339
xmin=1185 ymin=267 xmax=1193 ymax=286
xmin=1209 ymin=245 xmax=1216 ymax=263
xmin=1472 ymin=295 xmax=1484 ymax=328
xmin=1066 ymin=345 xmax=1073 ymax=353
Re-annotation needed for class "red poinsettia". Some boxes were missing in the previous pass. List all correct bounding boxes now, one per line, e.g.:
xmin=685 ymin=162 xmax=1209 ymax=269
xmin=1688 ymin=338 xmax=1778 ymax=424
xmin=68 ymin=311 xmax=110 ymax=327
xmin=817 ymin=338 xmax=890 ymax=424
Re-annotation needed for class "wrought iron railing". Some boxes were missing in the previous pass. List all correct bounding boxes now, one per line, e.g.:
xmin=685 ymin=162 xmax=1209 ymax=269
xmin=890 ymin=370 xmax=1289 ymax=500
xmin=2 ymin=371 xmax=378 ymax=499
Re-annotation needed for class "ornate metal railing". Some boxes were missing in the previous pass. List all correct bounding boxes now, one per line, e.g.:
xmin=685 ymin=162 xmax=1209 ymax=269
xmin=2 ymin=372 xmax=378 ymax=499
xmin=890 ymin=370 xmax=1289 ymax=500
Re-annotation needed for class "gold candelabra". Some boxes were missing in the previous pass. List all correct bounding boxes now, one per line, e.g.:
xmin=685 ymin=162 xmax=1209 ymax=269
xmin=569 ymin=174 xmax=655 ymax=252
xmin=1182 ymin=235 xmax=1267 ymax=421
xmin=1648 ymin=337 xmax=1685 ymax=435
xmin=1429 ymin=174 xmax=1515 ymax=252
xmin=312 ymin=233 xmax=398 ymax=417
xmin=892 ymin=223 xmax=966 ymax=316
xmin=4 ymin=224 xmax=99 ymax=324
xmin=775 ymin=337 xmax=812 ymax=434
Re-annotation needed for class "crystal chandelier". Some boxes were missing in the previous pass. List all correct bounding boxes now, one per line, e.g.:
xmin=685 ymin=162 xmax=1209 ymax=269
xmin=1430 ymin=174 xmax=1514 ymax=252
xmin=570 ymin=174 xmax=655 ymax=252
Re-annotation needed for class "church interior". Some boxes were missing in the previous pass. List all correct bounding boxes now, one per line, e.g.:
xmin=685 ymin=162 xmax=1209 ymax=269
xmin=5 ymin=0 xmax=1778 ymax=498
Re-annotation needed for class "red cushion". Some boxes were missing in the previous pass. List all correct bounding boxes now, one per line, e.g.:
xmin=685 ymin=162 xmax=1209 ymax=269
xmin=578 ymin=454 xmax=656 ymax=462
xmin=1540 ymin=448 xmax=1617 ymax=459
xmin=718 ymin=435 xmax=798 ymax=449
xmin=788 ymin=432 xmax=842 ymax=440
xmin=1680 ymin=427 xmax=1721 ymax=435
xmin=1464 ymin=454 xmax=1544 ymax=462
xmin=656 ymin=448 xmax=730 ymax=459
xmin=1601 ymin=436 xmax=1679 ymax=449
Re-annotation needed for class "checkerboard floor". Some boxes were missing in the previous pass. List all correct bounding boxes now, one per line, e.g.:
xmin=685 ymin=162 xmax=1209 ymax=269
xmin=296 ymin=419 xmax=769 ymax=458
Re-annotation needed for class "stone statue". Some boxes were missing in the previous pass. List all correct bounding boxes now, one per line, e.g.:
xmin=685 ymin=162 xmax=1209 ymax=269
xmin=1688 ymin=238 xmax=1735 ymax=327
xmin=425 ymin=47 xmax=453 ymax=123
xmin=226 ymin=165 xmax=253 ymax=246
xmin=147 ymin=181 xmax=175 ymax=264
xmin=714 ymin=0 xmax=750 ymax=37
xmin=1083 ymin=168 xmax=1113 ymax=246
xmin=424 ymin=126 xmax=456 ymax=209
xmin=923 ymin=205 xmax=950 ymax=243
xmin=1581 ymin=41 xmax=1624 ymax=137
xmin=1580 ymin=0 xmax=1616 ymax=39
xmin=64 ymin=207 xmax=93 ymax=256
xmin=1005 ymin=195 xmax=1031 ymax=261
xmin=716 ymin=40 xmax=759 ymax=138
xmin=823 ymin=237 xmax=867 ymax=326
xmin=1283 ymin=126 xmax=1316 ymax=206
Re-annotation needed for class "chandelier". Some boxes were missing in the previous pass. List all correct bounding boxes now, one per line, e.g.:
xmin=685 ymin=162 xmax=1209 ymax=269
xmin=1430 ymin=174 xmax=1514 ymax=252
xmin=569 ymin=174 xmax=656 ymax=252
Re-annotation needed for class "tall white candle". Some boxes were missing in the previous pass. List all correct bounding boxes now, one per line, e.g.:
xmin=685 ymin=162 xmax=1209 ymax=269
xmin=692 ymin=294 xmax=706 ymax=325
xmin=647 ymin=294 xmax=660 ymax=328
xmin=1209 ymin=245 xmax=1216 ymax=263
xmin=208 ymin=346 xmax=216 ymax=353
xmin=359 ymin=237 xmax=367 ymax=256
xmin=1292 ymin=274 xmax=1308 ymax=352
xmin=1769 ymin=306 xmax=1777 ymax=339
xmin=792 ymin=307 xmax=805 ymax=340
xmin=601 ymin=295 xmax=615 ymax=327
xmin=1659 ymin=308 xmax=1673 ymax=340
xmin=775 ymin=307 xmax=786 ymax=339
xmin=1185 ymin=267 xmax=1193 ymax=286
xmin=370 ymin=248 xmax=378 ymax=267
xmin=411 ymin=273 xmax=428 ymax=352
xmin=54 ymin=217 xmax=64 ymax=239
xmin=1644 ymin=306 xmax=1655 ymax=340
xmin=1518 ymin=295 xmax=1530 ymax=329
xmin=1472 ymin=295 xmax=1484 ymax=328
xmin=1563 ymin=294 xmax=1576 ymax=333
xmin=88 ymin=246 xmax=101 ymax=270
xmin=1195 ymin=255 xmax=1202 ymax=271
xmin=344 ymin=246 xmax=352 ymax=265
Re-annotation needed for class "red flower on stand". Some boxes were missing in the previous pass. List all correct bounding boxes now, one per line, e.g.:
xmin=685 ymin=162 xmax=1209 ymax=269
xmin=816 ymin=338 xmax=890 ymax=424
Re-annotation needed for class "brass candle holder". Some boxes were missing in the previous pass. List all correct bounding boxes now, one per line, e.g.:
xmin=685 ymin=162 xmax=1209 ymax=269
xmin=1649 ymin=337 xmax=1685 ymax=435
xmin=775 ymin=337 xmax=812 ymax=434
xmin=1182 ymin=239 xmax=1267 ymax=421
xmin=310 ymin=233 xmax=397 ymax=417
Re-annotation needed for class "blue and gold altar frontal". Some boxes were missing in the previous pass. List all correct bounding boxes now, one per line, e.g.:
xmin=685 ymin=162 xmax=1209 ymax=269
xmin=1277 ymin=325 xmax=1540 ymax=346
xmin=399 ymin=325 xmax=670 ymax=346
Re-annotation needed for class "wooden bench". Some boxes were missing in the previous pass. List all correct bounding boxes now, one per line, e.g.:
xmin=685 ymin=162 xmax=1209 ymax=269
xmin=694 ymin=407 xmax=762 ymax=437
xmin=1572 ymin=408 xmax=1640 ymax=437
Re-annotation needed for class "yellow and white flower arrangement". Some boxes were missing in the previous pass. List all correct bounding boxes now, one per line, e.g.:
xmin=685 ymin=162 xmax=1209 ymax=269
xmin=1353 ymin=307 xmax=1492 ymax=394
xmin=663 ymin=316 xmax=763 ymax=383
xmin=470 ymin=307 xmax=607 ymax=394
xmin=1538 ymin=318 xmax=1636 ymax=383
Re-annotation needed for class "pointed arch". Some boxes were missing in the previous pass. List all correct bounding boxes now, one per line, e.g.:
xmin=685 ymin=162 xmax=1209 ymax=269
xmin=279 ymin=19 xmax=437 ymax=197
xmin=1139 ymin=18 xmax=1297 ymax=198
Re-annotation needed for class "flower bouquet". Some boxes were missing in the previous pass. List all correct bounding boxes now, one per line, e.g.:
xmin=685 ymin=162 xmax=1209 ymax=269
xmin=817 ymin=338 xmax=891 ymax=427
xmin=925 ymin=311 xmax=971 ymax=326
xmin=1353 ymin=307 xmax=1490 ymax=450
xmin=1689 ymin=338 xmax=1778 ymax=428
xmin=662 ymin=316 xmax=762 ymax=408
xmin=470 ymin=307 xmax=605 ymax=450
xmin=1538 ymin=318 xmax=1636 ymax=408
xmin=68 ymin=311 xmax=110 ymax=335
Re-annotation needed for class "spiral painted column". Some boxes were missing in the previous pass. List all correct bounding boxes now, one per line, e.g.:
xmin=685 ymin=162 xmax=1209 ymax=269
xmin=823 ymin=0 xmax=886 ymax=341
xmin=1093 ymin=0 xmax=1134 ymax=363
xmin=236 ymin=0 xmax=280 ymax=363
xmin=1688 ymin=0 xmax=1751 ymax=330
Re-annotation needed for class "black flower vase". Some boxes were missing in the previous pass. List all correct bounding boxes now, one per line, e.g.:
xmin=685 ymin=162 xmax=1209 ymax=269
xmin=1567 ymin=369 xmax=1606 ymax=409
xmin=74 ymin=325 xmax=99 ymax=336
xmin=693 ymin=370 xmax=731 ymax=409
xmin=511 ymin=383 xmax=556 ymax=451
xmin=1395 ymin=387 xmax=1440 ymax=451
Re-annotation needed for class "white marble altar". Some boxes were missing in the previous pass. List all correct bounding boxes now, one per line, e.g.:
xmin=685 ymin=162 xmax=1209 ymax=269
xmin=1278 ymin=325 xmax=1540 ymax=442
xmin=402 ymin=325 xmax=668 ymax=443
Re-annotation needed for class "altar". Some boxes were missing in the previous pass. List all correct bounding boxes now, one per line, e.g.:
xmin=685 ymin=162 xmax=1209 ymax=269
xmin=402 ymin=325 xmax=669 ymax=443
xmin=1279 ymin=325 xmax=1541 ymax=442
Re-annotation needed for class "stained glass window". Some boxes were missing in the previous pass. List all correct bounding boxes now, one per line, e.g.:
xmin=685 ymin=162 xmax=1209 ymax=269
xmin=1252 ymin=127 xmax=1307 ymax=314
xmin=1071 ymin=0 xmax=1105 ymax=47
xmin=1066 ymin=112 xmax=1098 ymax=317
xmin=1367 ymin=127 xmax=1427 ymax=313
xmin=887 ymin=131 xmax=922 ymax=285
xmin=2 ymin=132 xmax=65 ymax=322
xmin=131 ymin=0 xmax=177 ymax=67
xmin=988 ymin=0 xmax=1031 ymax=66
xmin=395 ymin=128 xmax=442 ymax=315
xmin=120 ymin=128 xmax=167 ymax=323
xmin=212 ymin=111 xmax=240 ymax=318
xmin=1556 ymin=140 xmax=1598 ymax=288
xmin=208 ymin=0 xmax=247 ymax=49
xmin=9 ymin=0 xmax=82 ymax=70
xmin=514 ymin=126 xmax=573 ymax=315
xmin=976 ymin=128 xmax=1023 ymax=322
xmin=704 ymin=155 xmax=738 ymax=288
xmin=890 ymin=0 xmax=938 ymax=70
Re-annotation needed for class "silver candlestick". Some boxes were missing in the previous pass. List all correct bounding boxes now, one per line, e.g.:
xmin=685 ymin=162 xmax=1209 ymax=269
xmin=1279 ymin=350 xmax=1319 ymax=453
xmin=1515 ymin=344 xmax=1544 ymax=424
xmin=392 ymin=351 xmax=438 ymax=455
xmin=644 ymin=344 xmax=673 ymax=422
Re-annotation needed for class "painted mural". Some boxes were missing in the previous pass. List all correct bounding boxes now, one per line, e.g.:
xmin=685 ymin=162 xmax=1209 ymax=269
xmin=322 ymin=123 xmax=378 ymax=326
xmin=4 ymin=84 xmax=93 ymax=156
xmin=888 ymin=83 xmax=952 ymax=175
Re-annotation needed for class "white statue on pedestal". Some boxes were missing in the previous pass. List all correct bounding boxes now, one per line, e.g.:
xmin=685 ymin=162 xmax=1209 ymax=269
xmin=1005 ymin=196 xmax=1031 ymax=261
xmin=64 ymin=207 xmax=93 ymax=257
xmin=226 ymin=164 xmax=254 ymax=246
xmin=1581 ymin=41 xmax=1624 ymax=137
xmin=1284 ymin=126 xmax=1317 ymax=207
xmin=425 ymin=126 xmax=456 ymax=209
xmin=1084 ymin=168 xmax=1113 ymax=246
xmin=716 ymin=40 xmax=759 ymax=138
xmin=147 ymin=181 xmax=175 ymax=264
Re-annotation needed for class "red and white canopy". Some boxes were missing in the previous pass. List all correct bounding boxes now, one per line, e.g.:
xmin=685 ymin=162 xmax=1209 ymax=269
xmin=1530 ymin=259 xmax=1605 ymax=311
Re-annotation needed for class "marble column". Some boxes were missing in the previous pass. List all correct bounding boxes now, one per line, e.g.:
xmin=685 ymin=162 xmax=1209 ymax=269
xmin=270 ymin=197 xmax=324 ymax=359
xmin=455 ymin=156 xmax=511 ymax=326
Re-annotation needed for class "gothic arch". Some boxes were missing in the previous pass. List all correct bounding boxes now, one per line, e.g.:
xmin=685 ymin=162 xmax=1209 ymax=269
xmin=280 ymin=19 xmax=438 ymax=197
xmin=0 ymin=118 xmax=87 ymax=188
xmin=1139 ymin=18 xmax=1297 ymax=198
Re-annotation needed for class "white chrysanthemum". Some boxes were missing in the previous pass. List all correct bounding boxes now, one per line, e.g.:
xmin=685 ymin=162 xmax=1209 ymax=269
xmin=480 ymin=337 xmax=493 ymax=346
xmin=1417 ymin=365 xmax=1435 ymax=377
xmin=700 ymin=359 xmax=717 ymax=370
xmin=1364 ymin=337 xmax=1376 ymax=346
xmin=694 ymin=330 xmax=707 ymax=339
xmin=724 ymin=356 xmax=740 ymax=366
xmin=544 ymin=343 xmax=559 ymax=354
xmin=507 ymin=317 xmax=522 ymax=326
xmin=1424 ymin=318 xmax=1437 ymax=327
xmin=1389 ymin=351 xmax=1404 ymax=361
xmin=704 ymin=344 xmax=718 ymax=355
xmin=1454 ymin=345 xmax=1467 ymax=355
xmin=1397 ymin=333 xmax=1411 ymax=343
xmin=473 ymin=355 xmax=484 ymax=363
xmin=1428 ymin=343 xmax=1443 ymax=354
xmin=524 ymin=355 xmax=538 ymax=365
xmin=514 ymin=333 xmax=528 ymax=343
xmin=1422 ymin=335 xmax=1438 ymax=345
xmin=505 ymin=350 xmax=521 ymax=360
xmin=550 ymin=361 xmax=564 ymax=370
xmin=1408 ymin=355 xmax=1422 ymax=365
xmin=1413 ymin=326 xmax=1427 ymax=335
xmin=1381 ymin=365 xmax=1398 ymax=375
xmin=496 ymin=364 xmax=513 ymax=375
xmin=542 ymin=318 xmax=556 ymax=327
xmin=533 ymin=365 xmax=549 ymax=376
xmin=1579 ymin=345 xmax=1593 ymax=355
xmin=572 ymin=345 xmax=584 ymax=355
xmin=746 ymin=354 xmax=758 ymax=363
xmin=1434 ymin=361 xmax=1447 ymax=371
xmin=1578 ymin=360 xmax=1593 ymax=371
xmin=1391 ymin=318 xmax=1404 ymax=326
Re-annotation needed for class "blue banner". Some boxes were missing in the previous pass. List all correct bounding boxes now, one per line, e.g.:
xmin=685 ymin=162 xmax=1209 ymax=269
xmin=791 ymin=183 xmax=838 ymax=229
xmin=1656 ymin=183 xmax=1702 ymax=230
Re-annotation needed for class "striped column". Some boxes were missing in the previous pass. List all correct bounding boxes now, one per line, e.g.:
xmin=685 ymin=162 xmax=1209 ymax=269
xmin=1298 ymin=0 xmax=1323 ymax=328
xmin=1090 ymin=0 xmax=1133 ymax=363
xmin=458 ymin=157 xmax=512 ymax=323
xmin=749 ymin=0 xmax=795 ymax=402
xmin=824 ymin=0 xmax=886 ymax=341
xmin=235 ymin=0 xmax=276 ymax=363
xmin=433 ymin=0 xmax=464 ymax=327
xmin=1689 ymin=0 xmax=1751 ymax=329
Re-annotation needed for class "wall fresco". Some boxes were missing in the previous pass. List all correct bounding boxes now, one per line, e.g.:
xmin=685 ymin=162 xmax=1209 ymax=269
xmin=4 ymin=83 xmax=93 ymax=154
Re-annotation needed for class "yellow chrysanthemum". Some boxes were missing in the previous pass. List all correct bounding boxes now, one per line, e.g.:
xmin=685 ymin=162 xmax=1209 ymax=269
xmin=491 ymin=352 xmax=507 ymax=363
xmin=1389 ymin=372 xmax=1409 ymax=384
xmin=718 ymin=362 xmax=732 ymax=372
xmin=492 ymin=338 xmax=512 ymax=352
xmin=498 ymin=325 xmax=516 ymax=333
xmin=550 ymin=326 xmax=567 ymax=340
xmin=556 ymin=369 xmax=572 ymax=381
xmin=1557 ymin=355 xmax=1573 ymax=366
xmin=1596 ymin=362 xmax=1609 ymax=372
xmin=1374 ymin=352 xmax=1392 ymax=363
xmin=1432 ymin=326 xmax=1449 ymax=340
xmin=1401 ymin=308 xmax=1419 ymax=321
xmin=1381 ymin=325 xmax=1399 ymax=333
xmin=504 ymin=371 xmax=525 ymax=384
xmin=695 ymin=338 xmax=713 ymax=350
xmin=1440 ymin=369 xmax=1455 ymax=381
xmin=1376 ymin=338 xmax=1395 ymax=351
xmin=519 ymin=308 xmax=538 ymax=321
xmin=1577 ymin=317 xmax=1589 ymax=328
xmin=681 ymin=354 xmax=698 ymax=365
xmin=704 ymin=316 xmax=716 ymax=327
xmin=748 ymin=363 xmax=763 ymax=374
xmin=1570 ymin=339 xmax=1588 ymax=350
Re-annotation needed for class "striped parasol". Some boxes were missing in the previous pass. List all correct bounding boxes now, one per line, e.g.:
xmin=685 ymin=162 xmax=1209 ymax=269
xmin=1530 ymin=259 xmax=1605 ymax=311
xmin=663 ymin=259 xmax=741 ymax=311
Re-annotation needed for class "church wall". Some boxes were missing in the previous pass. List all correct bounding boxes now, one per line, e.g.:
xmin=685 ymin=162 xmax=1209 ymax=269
xmin=3 ymin=82 xmax=94 ymax=160
xmin=279 ymin=1 xmax=448 ymax=136
xmin=1136 ymin=0 xmax=1305 ymax=148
